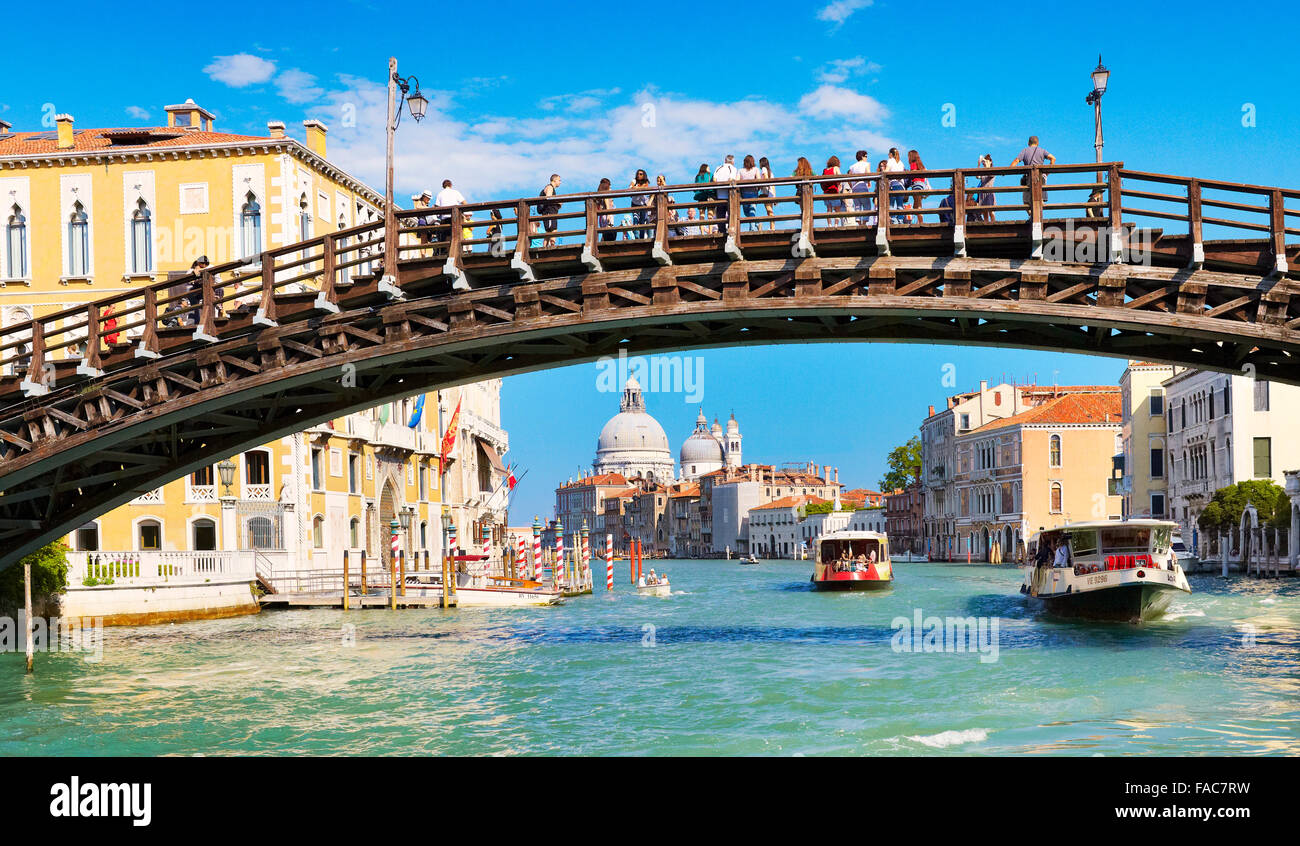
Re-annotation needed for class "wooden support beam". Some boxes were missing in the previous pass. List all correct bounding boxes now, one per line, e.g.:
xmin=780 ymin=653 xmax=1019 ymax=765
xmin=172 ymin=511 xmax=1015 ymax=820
xmin=20 ymin=318 xmax=47 ymax=397
xmin=255 ymin=251 xmax=279 ymax=327
xmin=511 ymin=200 xmax=536 ymax=281
xmin=77 ymin=303 xmax=103 ymax=377
xmin=1187 ymin=179 xmax=1204 ymax=268
xmin=193 ymin=270 xmax=218 ymax=343
xmin=1269 ymin=189 xmax=1288 ymax=275
xmin=1107 ymin=166 xmax=1124 ymax=263
xmin=724 ymin=189 xmax=742 ymax=259
xmin=876 ymin=177 xmax=891 ymax=255
xmin=582 ymin=197 xmax=603 ymax=272
xmin=1029 ymin=168 xmax=1044 ymax=259
xmin=652 ymin=193 xmax=671 ymax=265
xmin=797 ymin=183 xmax=817 ymax=258
xmin=315 ymin=233 xmax=340 ymax=313
xmin=951 ymin=170 xmax=966 ymax=256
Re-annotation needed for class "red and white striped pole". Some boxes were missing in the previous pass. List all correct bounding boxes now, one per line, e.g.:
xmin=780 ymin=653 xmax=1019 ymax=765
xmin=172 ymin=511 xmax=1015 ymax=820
xmin=605 ymin=533 xmax=614 ymax=591
xmin=581 ymin=521 xmax=590 ymax=590
xmin=555 ymin=520 xmax=565 ymax=588
xmin=482 ymin=525 xmax=492 ymax=581
xmin=532 ymin=516 xmax=542 ymax=582
xmin=516 ymin=534 xmax=527 ymax=580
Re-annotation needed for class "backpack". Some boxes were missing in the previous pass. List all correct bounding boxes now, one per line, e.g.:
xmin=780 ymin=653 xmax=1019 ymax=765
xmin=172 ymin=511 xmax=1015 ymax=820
xmin=821 ymin=168 xmax=840 ymax=194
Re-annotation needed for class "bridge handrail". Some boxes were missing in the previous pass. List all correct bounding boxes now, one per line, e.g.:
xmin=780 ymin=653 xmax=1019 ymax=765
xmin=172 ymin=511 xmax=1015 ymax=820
xmin=3 ymin=162 xmax=1299 ymax=400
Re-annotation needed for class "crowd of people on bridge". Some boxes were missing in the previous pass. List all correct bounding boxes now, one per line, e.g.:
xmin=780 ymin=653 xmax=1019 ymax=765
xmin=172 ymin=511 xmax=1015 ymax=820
xmin=410 ymin=136 xmax=1062 ymax=247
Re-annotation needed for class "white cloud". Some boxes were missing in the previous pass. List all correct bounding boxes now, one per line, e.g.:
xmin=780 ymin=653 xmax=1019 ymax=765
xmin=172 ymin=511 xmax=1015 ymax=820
xmin=125 ymin=105 xmax=151 ymax=120
xmin=798 ymin=85 xmax=889 ymax=123
xmin=316 ymin=77 xmax=899 ymax=202
xmin=817 ymin=0 xmax=873 ymax=24
xmin=817 ymin=56 xmax=882 ymax=84
xmin=204 ymin=53 xmax=277 ymax=87
xmin=276 ymin=69 xmax=324 ymax=105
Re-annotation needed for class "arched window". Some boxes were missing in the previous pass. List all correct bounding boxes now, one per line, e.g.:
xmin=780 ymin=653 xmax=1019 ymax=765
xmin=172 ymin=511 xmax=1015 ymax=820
xmin=75 ymin=521 xmax=99 ymax=551
xmin=312 ymin=515 xmax=325 ymax=548
xmin=68 ymin=201 xmax=89 ymax=276
xmin=240 ymin=192 xmax=261 ymax=258
xmin=192 ymin=518 xmax=217 ymax=551
xmin=1048 ymin=434 xmax=1062 ymax=467
xmin=350 ymin=517 xmax=361 ymax=548
xmin=6 ymin=204 xmax=27 ymax=278
xmin=138 ymin=518 xmax=162 ymax=550
xmin=130 ymin=198 xmax=152 ymax=273
xmin=1050 ymin=482 xmax=1062 ymax=514
xmin=419 ymin=520 xmax=428 ymax=549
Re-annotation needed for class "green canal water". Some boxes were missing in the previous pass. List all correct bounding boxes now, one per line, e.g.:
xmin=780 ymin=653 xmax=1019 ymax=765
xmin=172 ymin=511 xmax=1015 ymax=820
xmin=1 ymin=559 xmax=1297 ymax=756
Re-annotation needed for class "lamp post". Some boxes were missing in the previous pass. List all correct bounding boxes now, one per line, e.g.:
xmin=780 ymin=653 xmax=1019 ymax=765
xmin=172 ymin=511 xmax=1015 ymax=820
xmin=381 ymin=57 xmax=428 ymax=298
xmin=216 ymin=457 xmax=238 ymax=551
xmin=1085 ymin=55 xmax=1110 ymax=164
xmin=217 ymin=458 xmax=237 ymax=497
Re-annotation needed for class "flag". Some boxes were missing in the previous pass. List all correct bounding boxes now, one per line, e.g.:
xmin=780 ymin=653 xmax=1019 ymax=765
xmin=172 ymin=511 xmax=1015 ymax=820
xmin=438 ymin=397 xmax=462 ymax=479
xmin=407 ymin=393 xmax=425 ymax=429
xmin=507 ymin=464 xmax=518 ymax=490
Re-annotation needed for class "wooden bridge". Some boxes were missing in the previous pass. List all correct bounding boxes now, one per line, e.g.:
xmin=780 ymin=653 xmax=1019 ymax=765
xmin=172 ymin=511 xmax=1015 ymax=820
xmin=0 ymin=162 xmax=1297 ymax=567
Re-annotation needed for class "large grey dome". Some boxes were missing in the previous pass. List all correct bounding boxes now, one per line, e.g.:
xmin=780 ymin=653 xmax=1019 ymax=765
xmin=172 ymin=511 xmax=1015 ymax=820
xmin=592 ymin=377 xmax=675 ymax=483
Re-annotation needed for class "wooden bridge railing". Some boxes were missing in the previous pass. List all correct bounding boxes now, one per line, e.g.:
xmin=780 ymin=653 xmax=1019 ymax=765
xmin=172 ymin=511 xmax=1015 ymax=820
xmin=0 ymin=163 xmax=1297 ymax=402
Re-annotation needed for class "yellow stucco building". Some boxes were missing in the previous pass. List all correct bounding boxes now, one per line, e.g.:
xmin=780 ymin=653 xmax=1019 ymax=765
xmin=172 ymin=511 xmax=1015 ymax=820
xmin=0 ymin=99 xmax=511 ymax=617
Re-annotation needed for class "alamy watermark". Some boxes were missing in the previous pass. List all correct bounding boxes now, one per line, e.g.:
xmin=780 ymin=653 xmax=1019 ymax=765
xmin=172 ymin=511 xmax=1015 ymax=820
xmin=0 ymin=614 xmax=103 ymax=663
xmin=1043 ymin=220 xmax=1153 ymax=266
xmin=891 ymin=609 xmax=1000 ymax=663
xmin=595 ymin=348 xmax=704 ymax=404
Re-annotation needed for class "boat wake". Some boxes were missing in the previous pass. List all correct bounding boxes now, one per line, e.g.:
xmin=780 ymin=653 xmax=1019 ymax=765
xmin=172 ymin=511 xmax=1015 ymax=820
xmin=904 ymin=728 xmax=990 ymax=749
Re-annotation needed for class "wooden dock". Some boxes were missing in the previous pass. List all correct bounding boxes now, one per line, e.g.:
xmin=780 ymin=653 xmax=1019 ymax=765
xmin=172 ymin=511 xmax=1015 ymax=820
xmin=261 ymin=590 xmax=456 ymax=608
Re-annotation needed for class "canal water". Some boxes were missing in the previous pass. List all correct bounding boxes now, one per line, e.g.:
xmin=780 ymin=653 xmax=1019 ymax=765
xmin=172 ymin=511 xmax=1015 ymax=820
xmin=1 ymin=559 xmax=1297 ymax=755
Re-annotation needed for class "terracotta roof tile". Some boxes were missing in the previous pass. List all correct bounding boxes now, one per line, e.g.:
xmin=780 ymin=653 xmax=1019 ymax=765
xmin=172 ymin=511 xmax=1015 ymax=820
xmin=750 ymin=494 xmax=828 ymax=512
xmin=971 ymin=391 xmax=1122 ymax=432
xmin=0 ymin=126 xmax=277 ymax=156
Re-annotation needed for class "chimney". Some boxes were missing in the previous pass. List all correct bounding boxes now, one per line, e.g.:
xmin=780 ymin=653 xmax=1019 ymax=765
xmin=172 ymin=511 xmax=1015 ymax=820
xmin=267 ymin=121 xmax=286 ymax=139
xmin=928 ymin=404 xmax=935 ymax=417
xmin=834 ymin=467 xmax=839 ymax=484
xmin=55 ymin=114 xmax=74 ymax=149
xmin=979 ymin=379 xmax=988 ymax=392
xmin=303 ymin=119 xmax=328 ymax=156
xmin=0 ymin=120 xmax=10 ymax=135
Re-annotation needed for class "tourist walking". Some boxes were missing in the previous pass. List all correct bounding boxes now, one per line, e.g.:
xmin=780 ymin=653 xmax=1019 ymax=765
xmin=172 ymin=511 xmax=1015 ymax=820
xmin=628 ymin=169 xmax=652 ymax=239
xmin=1010 ymin=136 xmax=1055 ymax=208
xmin=738 ymin=155 xmax=762 ymax=230
xmin=847 ymin=149 xmax=873 ymax=225
xmin=885 ymin=148 xmax=907 ymax=224
xmin=434 ymin=179 xmax=465 ymax=249
xmin=713 ymin=154 xmax=739 ymax=234
xmin=821 ymin=155 xmax=846 ymax=227
xmin=907 ymin=150 xmax=930 ymax=223
xmin=537 ymin=173 xmax=563 ymax=248
xmin=975 ymin=154 xmax=996 ymax=222
xmin=693 ymin=163 xmax=715 ymax=221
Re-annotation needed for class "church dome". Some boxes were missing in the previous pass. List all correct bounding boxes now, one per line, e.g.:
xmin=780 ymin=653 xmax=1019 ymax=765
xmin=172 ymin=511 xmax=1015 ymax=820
xmin=680 ymin=408 xmax=724 ymax=479
xmin=593 ymin=377 xmax=675 ymax=483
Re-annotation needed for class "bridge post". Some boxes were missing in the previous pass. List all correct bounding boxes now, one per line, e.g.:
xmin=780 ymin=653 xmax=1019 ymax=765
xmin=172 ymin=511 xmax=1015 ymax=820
xmin=193 ymin=270 xmax=219 ymax=343
xmin=652 ymin=193 xmax=671 ymax=265
xmin=76 ymin=303 xmax=103 ymax=378
xmin=254 ymin=250 xmax=279 ymax=328
xmin=442 ymin=206 xmax=471 ymax=291
xmin=1187 ymin=179 xmax=1205 ymax=268
xmin=1106 ymin=165 xmax=1124 ymax=263
xmin=951 ymin=170 xmax=966 ymax=257
xmin=135 ymin=287 xmax=161 ymax=359
xmin=1029 ymin=168 xmax=1044 ymax=259
xmin=875 ymin=176 xmax=890 ymax=256
xmin=511 ymin=199 xmax=536 ymax=281
xmin=19 ymin=318 xmax=47 ymax=397
xmin=797 ymin=182 xmax=817 ymax=258
xmin=315 ymin=234 xmax=340 ymax=314
xmin=581 ymin=197 xmax=603 ymax=272
xmin=1269 ymin=188 xmax=1289 ymax=276
xmin=724 ymin=190 xmax=743 ymax=260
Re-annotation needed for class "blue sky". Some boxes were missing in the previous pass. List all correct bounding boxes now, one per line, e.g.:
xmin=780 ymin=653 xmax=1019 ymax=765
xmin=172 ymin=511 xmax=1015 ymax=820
xmin=3 ymin=0 xmax=1296 ymax=521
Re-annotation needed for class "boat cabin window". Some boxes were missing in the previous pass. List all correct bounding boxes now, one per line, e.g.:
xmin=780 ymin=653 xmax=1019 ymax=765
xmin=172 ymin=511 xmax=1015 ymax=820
xmin=1068 ymin=529 xmax=1099 ymax=559
xmin=1099 ymin=526 xmax=1150 ymax=556
xmin=821 ymin=538 xmax=884 ymax=563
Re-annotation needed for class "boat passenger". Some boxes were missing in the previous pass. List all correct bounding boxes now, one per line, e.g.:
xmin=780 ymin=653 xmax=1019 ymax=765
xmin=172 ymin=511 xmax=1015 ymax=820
xmin=854 ymin=553 xmax=867 ymax=571
xmin=1053 ymin=538 xmax=1071 ymax=568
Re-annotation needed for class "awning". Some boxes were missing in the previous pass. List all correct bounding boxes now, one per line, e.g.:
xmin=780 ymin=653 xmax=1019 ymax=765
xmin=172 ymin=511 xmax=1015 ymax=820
xmin=477 ymin=437 xmax=506 ymax=472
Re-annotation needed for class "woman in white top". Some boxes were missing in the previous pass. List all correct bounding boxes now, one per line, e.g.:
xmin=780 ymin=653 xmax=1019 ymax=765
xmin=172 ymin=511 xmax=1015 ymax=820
xmin=738 ymin=155 xmax=763 ymax=231
xmin=885 ymin=148 xmax=906 ymax=224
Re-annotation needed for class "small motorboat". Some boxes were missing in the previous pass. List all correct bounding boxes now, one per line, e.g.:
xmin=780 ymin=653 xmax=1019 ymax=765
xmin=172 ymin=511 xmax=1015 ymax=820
xmin=810 ymin=531 xmax=893 ymax=591
xmin=1021 ymin=520 xmax=1191 ymax=622
xmin=738 ymin=554 xmax=760 ymax=565
xmin=636 ymin=573 xmax=672 ymax=596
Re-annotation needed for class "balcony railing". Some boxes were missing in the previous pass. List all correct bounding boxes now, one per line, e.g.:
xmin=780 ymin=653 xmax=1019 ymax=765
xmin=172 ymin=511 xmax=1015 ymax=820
xmin=67 ymin=550 xmax=260 ymax=587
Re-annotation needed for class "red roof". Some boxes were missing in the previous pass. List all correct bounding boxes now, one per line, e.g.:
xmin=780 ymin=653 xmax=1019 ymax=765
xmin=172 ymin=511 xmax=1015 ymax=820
xmin=0 ymin=126 xmax=278 ymax=156
xmin=559 ymin=473 xmax=628 ymax=489
xmin=972 ymin=391 xmax=1122 ymax=432
xmin=750 ymin=494 xmax=828 ymax=512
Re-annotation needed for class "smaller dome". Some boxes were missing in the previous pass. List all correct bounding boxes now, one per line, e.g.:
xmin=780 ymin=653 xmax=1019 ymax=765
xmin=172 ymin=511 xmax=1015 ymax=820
xmin=726 ymin=412 xmax=739 ymax=434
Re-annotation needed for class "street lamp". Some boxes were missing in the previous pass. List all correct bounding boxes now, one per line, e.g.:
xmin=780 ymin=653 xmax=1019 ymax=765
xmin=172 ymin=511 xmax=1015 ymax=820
xmin=217 ymin=458 xmax=236 ymax=496
xmin=1085 ymin=55 xmax=1110 ymax=163
xmin=398 ymin=508 xmax=412 ymax=531
xmin=381 ymin=57 xmax=427 ymax=296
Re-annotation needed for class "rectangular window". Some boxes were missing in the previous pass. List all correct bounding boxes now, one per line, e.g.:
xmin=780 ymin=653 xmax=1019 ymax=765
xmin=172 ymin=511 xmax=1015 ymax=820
xmin=329 ymin=447 xmax=342 ymax=477
xmin=311 ymin=448 xmax=323 ymax=490
xmin=139 ymin=522 xmax=161 ymax=550
xmin=348 ymin=454 xmax=359 ymax=494
xmin=1150 ymin=447 xmax=1164 ymax=478
xmin=1253 ymin=437 xmax=1271 ymax=478
xmin=1149 ymin=389 xmax=1164 ymax=416
xmin=1151 ymin=493 xmax=1166 ymax=517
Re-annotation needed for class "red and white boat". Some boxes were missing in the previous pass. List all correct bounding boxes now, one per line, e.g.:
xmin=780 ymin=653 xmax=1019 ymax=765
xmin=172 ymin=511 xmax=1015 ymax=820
xmin=811 ymin=530 xmax=894 ymax=591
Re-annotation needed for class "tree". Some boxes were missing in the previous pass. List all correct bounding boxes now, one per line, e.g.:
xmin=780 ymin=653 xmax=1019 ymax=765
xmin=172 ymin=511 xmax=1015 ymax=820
xmin=1196 ymin=480 xmax=1289 ymax=534
xmin=0 ymin=540 xmax=70 ymax=607
xmin=879 ymin=435 xmax=922 ymax=492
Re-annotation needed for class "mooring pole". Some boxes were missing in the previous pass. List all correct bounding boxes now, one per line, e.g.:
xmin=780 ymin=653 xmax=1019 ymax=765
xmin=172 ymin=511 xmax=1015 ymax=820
xmin=23 ymin=560 xmax=34 ymax=674
xmin=342 ymin=549 xmax=350 ymax=611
